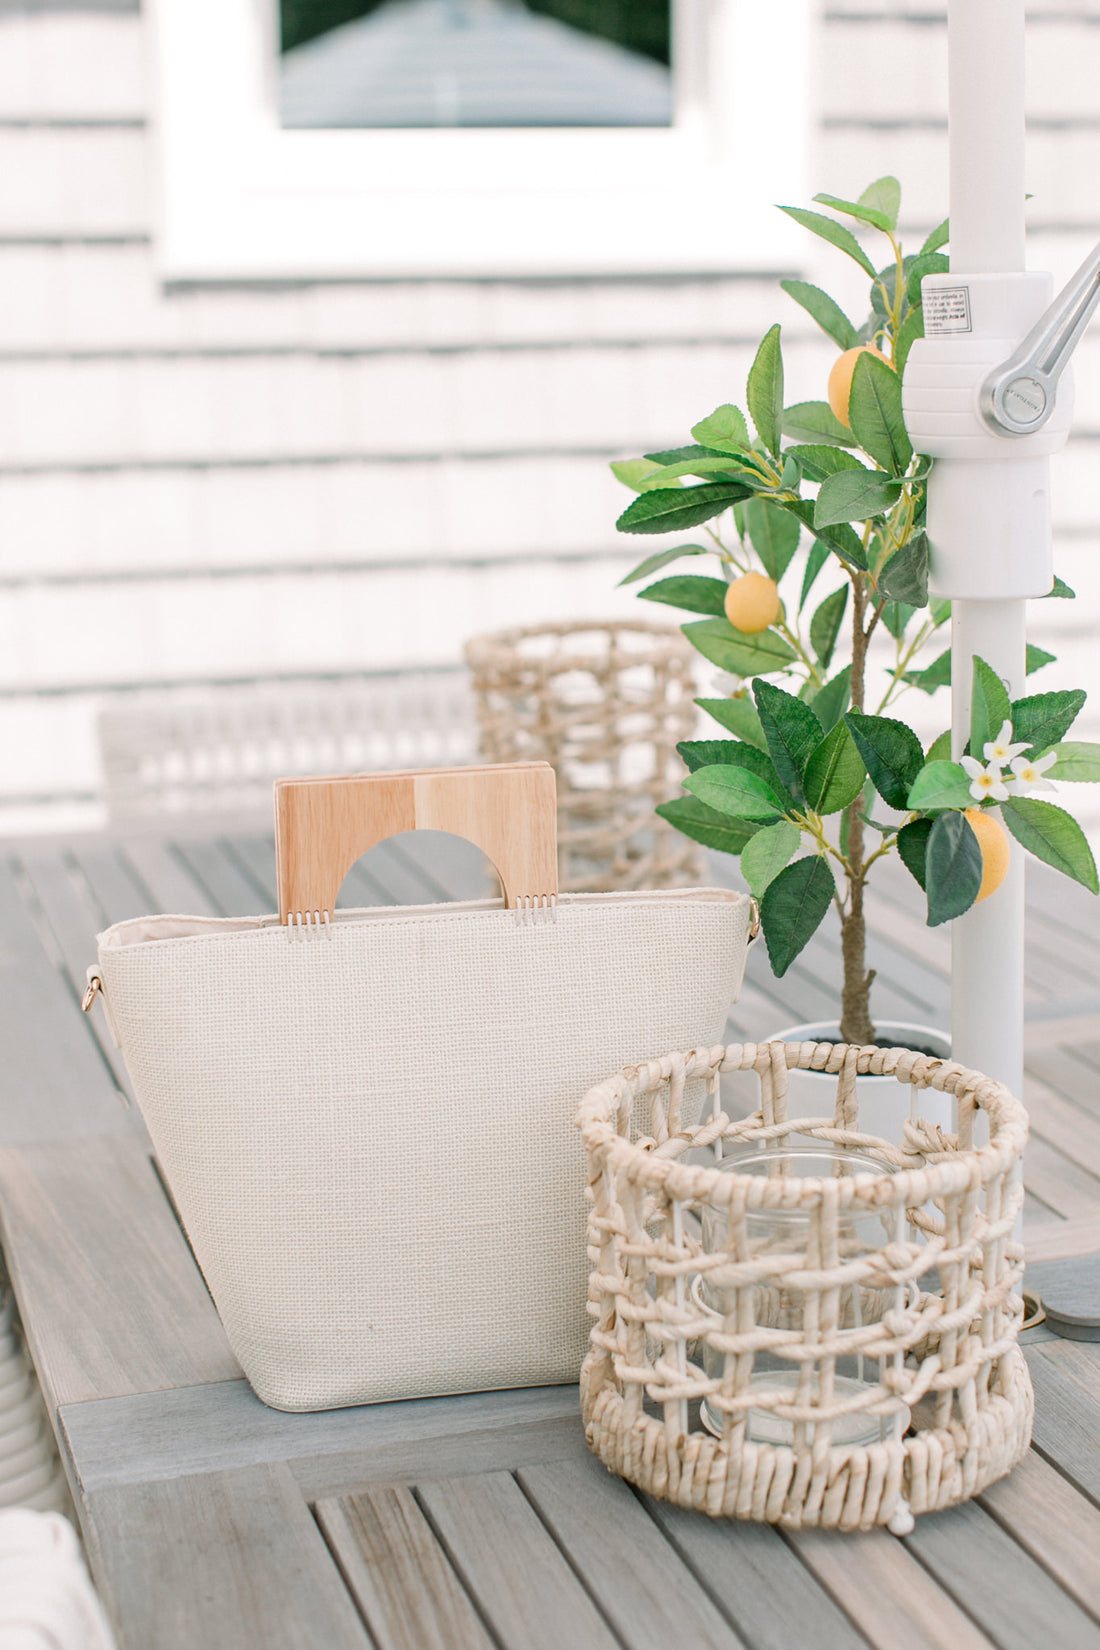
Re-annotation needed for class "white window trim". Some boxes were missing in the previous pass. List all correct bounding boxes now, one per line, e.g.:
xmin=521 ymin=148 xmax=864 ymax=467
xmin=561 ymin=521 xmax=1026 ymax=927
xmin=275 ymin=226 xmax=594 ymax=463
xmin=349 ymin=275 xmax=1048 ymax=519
xmin=149 ymin=0 xmax=811 ymax=280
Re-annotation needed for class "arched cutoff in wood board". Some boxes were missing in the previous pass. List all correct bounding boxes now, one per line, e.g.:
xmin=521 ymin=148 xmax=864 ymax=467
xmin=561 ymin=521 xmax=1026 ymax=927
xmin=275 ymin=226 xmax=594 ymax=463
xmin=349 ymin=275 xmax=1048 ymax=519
xmin=274 ymin=762 xmax=558 ymax=920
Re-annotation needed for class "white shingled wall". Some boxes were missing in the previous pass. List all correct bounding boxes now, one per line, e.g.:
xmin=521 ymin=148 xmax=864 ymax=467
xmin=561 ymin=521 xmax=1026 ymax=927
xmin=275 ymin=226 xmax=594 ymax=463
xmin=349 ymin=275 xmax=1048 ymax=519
xmin=1 ymin=0 xmax=1099 ymax=840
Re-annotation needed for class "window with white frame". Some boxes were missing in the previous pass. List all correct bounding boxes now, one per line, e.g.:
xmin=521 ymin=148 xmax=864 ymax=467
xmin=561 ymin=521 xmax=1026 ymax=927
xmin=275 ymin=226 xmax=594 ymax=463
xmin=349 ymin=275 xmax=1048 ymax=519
xmin=150 ymin=0 xmax=810 ymax=279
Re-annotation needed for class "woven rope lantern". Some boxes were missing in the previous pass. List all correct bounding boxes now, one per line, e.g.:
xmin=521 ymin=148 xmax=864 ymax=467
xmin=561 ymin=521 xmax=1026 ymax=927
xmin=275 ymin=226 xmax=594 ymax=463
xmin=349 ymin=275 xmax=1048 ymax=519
xmin=465 ymin=621 xmax=703 ymax=892
xmin=576 ymin=1039 xmax=1032 ymax=1533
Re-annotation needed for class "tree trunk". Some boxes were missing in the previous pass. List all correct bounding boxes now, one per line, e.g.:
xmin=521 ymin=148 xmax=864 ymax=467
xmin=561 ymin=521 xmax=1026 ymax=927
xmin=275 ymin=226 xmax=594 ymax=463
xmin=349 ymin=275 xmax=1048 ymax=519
xmin=839 ymin=576 xmax=875 ymax=1045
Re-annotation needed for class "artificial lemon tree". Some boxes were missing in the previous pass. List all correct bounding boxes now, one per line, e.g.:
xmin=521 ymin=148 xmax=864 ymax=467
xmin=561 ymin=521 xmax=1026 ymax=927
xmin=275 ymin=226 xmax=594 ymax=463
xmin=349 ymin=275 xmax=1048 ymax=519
xmin=614 ymin=179 xmax=1100 ymax=1045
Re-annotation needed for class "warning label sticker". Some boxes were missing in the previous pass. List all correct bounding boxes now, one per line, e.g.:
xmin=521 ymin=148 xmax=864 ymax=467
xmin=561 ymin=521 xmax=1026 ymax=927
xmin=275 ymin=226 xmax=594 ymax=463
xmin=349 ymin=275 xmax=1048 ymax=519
xmin=924 ymin=287 xmax=972 ymax=335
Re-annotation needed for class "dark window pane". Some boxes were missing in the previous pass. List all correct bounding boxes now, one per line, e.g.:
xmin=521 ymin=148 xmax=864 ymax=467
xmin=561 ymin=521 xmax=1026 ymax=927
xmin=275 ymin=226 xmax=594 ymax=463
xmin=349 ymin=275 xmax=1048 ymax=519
xmin=279 ymin=0 xmax=672 ymax=129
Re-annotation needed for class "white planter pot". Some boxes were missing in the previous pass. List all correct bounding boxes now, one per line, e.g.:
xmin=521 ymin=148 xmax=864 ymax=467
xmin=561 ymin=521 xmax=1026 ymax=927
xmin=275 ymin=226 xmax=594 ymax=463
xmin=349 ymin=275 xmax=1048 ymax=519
xmin=766 ymin=1020 xmax=953 ymax=1146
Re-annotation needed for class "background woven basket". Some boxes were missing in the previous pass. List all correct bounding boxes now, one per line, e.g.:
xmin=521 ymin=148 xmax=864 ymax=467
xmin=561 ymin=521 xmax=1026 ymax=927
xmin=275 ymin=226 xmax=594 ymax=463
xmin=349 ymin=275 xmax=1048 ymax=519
xmin=576 ymin=1039 xmax=1033 ymax=1532
xmin=465 ymin=620 xmax=704 ymax=892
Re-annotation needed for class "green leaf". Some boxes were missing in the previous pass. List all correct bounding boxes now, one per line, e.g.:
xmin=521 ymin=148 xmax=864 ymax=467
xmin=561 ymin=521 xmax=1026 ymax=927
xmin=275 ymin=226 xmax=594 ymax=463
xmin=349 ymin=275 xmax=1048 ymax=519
xmin=803 ymin=722 xmax=866 ymax=814
xmin=695 ymin=695 xmax=768 ymax=750
xmin=760 ymin=855 xmax=836 ymax=977
xmin=745 ymin=497 xmax=801 ymax=581
xmin=778 ymin=206 xmax=877 ymax=276
xmin=691 ymin=404 xmax=751 ymax=453
xmin=810 ymin=666 xmax=851 ymax=734
xmin=618 ymin=544 xmax=708 ymax=586
xmin=907 ymin=760 xmax=976 ymax=813
xmin=848 ymin=351 xmax=912 ymax=474
xmin=780 ymin=280 xmax=860 ymax=350
xmin=971 ymin=656 xmax=1012 ymax=761
xmin=1048 ymin=741 xmax=1100 ymax=782
xmin=845 ymin=712 xmax=926 ymax=811
xmin=897 ymin=816 xmax=934 ymax=891
xmin=879 ymin=529 xmax=929 ymax=606
xmin=905 ymin=648 xmax=952 ymax=694
xmin=610 ymin=458 xmax=668 ymax=491
xmin=925 ymin=729 xmax=953 ymax=763
xmin=813 ymin=189 xmax=894 ymax=233
xmin=920 ymin=217 xmax=950 ymax=255
xmin=1009 ymin=686 xmax=1088 ymax=755
xmin=740 ymin=820 xmax=801 ymax=898
xmin=905 ymin=253 xmax=950 ymax=309
xmin=930 ymin=597 xmax=951 ymax=627
xmin=925 ymin=812 xmax=982 ymax=926
xmin=1045 ymin=575 xmax=1076 ymax=600
xmin=655 ymin=795 xmax=761 ymax=857
xmin=684 ymin=763 xmax=786 ymax=820
xmin=782 ymin=400 xmax=858 ymax=449
xmin=1002 ymin=796 xmax=1099 ymax=892
xmin=814 ymin=468 xmax=903 ymax=527
xmin=753 ymin=678 xmax=823 ymax=803
xmin=809 ymin=584 xmax=849 ymax=670
xmin=881 ymin=600 xmax=916 ymax=641
xmin=638 ymin=575 xmax=728 ymax=616
xmin=800 ymin=540 xmax=830 ymax=610
xmin=895 ymin=305 xmax=925 ymax=378
xmin=746 ymin=324 xmax=784 ymax=458
xmin=677 ymin=740 xmax=787 ymax=802
xmin=784 ymin=499 xmax=868 ymax=571
xmin=682 ymin=618 xmax=797 ymax=678
xmin=783 ymin=444 xmax=864 ymax=484
xmin=859 ymin=175 xmax=902 ymax=229
xmin=640 ymin=457 xmax=762 ymax=486
xmin=616 ymin=482 xmax=750 ymax=536
xmin=1027 ymin=644 xmax=1056 ymax=675
xmin=643 ymin=443 xmax=751 ymax=467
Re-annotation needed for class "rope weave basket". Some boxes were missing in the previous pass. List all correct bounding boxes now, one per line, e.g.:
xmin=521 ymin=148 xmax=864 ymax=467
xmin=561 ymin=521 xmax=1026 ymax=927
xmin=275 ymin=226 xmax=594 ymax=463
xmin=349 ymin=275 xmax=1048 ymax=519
xmin=464 ymin=621 xmax=703 ymax=892
xmin=576 ymin=1039 xmax=1032 ymax=1532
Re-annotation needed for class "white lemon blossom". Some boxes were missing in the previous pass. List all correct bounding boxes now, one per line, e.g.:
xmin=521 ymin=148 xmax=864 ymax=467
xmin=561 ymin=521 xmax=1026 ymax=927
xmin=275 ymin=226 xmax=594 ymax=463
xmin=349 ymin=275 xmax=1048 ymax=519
xmin=984 ymin=720 xmax=1029 ymax=765
xmin=960 ymin=755 xmax=1010 ymax=801
xmin=1008 ymin=750 xmax=1058 ymax=793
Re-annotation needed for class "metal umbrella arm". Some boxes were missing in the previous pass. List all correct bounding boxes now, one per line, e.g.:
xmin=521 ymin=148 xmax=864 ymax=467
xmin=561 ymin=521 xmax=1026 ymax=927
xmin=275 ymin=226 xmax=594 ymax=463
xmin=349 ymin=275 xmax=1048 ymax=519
xmin=981 ymin=238 xmax=1100 ymax=437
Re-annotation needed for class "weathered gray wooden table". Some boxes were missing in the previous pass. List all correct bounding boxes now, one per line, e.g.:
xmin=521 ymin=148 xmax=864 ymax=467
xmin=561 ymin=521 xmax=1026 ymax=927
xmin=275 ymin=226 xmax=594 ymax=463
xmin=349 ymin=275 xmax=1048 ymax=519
xmin=2 ymin=818 xmax=1100 ymax=1650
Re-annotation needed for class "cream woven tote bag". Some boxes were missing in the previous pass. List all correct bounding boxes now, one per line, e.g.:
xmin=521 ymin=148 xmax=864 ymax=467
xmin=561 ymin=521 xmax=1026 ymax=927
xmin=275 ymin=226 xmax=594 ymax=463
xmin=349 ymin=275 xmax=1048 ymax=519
xmin=89 ymin=764 xmax=754 ymax=1412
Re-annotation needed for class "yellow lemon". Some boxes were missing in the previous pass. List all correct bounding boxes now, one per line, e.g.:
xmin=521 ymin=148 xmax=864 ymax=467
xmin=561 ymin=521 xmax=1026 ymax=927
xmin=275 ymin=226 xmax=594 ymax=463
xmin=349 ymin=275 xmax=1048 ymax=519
xmin=724 ymin=572 xmax=781 ymax=634
xmin=965 ymin=808 xmax=1011 ymax=903
xmin=827 ymin=344 xmax=893 ymax=428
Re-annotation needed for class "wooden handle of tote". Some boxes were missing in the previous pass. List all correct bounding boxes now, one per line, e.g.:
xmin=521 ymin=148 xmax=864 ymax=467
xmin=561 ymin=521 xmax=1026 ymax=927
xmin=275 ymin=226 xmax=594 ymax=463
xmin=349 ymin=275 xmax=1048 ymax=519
xmin=273 ymin=761 xmax=558 ymax=922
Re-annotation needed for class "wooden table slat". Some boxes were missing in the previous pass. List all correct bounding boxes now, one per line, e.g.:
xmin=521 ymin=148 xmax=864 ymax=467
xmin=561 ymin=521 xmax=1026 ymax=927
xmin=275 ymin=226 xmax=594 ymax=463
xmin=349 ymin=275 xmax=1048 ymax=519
xmin=316 ymin=1485 xmax=496 ymax=1650
xmin=85 ymin=1463 xmax=371 ymax=1650
xmin=18 ymin=851 xmax=134 ymax=1097
xmin=980 ymin=1448 xmax=1100 ymax=1623
xmin=644 ymin=1496 xmax=874 ymax=1650
xmin=385 ymin=830 xmax=498 ymax=904
xmin=67 ymin=844 xmax=155 ymax=930
xmin=416 ymin=1470 xmax=621 ymax=1650
xmin=517 ymin=1457 xmax=751 ymax=1650
xmin=222 ymin=833 xmax=278 ymax=910
xmin=904 ymin=1495 xmax=1100 ymax=1650
xmin=0 ymin=1134 xmax=238 ymax=1418
xmin=1025 ymin=1342 xmax=1100 ymax=1504
xmin=60 ymin=1375 xmax=583 ymax=1495
xmin=121 ymin=836 xmax=220 ymax=919
xmin=787 ymin=1527 xmax=1000 ymax=1650
xmin=0 ymin=859 xmax=124 ymax=1143
xmin=172 ymin=838 xmax=272 ymax=918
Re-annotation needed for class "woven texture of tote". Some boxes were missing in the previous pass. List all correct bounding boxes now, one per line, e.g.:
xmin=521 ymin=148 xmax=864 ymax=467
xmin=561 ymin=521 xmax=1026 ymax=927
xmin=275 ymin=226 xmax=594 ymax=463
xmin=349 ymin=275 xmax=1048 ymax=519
xmin=95 ymin=885 xmax=752 ymax=1411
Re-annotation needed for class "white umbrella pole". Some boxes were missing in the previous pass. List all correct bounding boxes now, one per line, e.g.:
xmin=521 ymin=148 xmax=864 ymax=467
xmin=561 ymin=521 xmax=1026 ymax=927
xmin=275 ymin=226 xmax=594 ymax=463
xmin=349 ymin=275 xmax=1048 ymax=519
xmin=904 ymin=0 xmax=1066 ymax=1100
xmin=946 ymin=0 xmax=1027 ymax=1096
